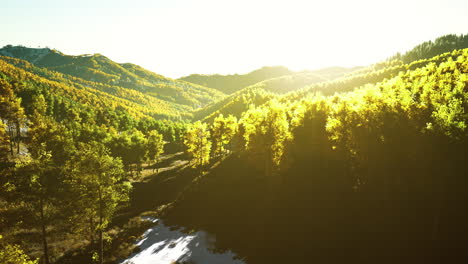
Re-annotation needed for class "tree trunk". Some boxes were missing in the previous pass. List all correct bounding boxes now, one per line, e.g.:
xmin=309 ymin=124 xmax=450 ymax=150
xmin=99 ymin=188 xmax=104 ymax=264
xmin=199 ymin=139 xmax=202 ymax=167
xmin=89 ymin=216 xmax=95 ymax=246
xmin=8 ymin=123 xmax=14 ymax=156
xmin=99 ymin=225 xmax=103 ymax=264
xmin=39 ymin=197 xmax=50 ymax=264
xmin=15 ymin=120 xmax=20 ymax=154
xmin=156 ymin=156 xmax=160 ymax=173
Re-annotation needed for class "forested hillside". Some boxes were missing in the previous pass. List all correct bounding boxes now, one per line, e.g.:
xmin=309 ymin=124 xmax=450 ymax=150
xmin=390 ymin=34 xmax=468 ymax=63
xmin=1 ymin=34 xmax=468 ymax=264
xmin=0 ymin=46 xmax=224 ymax=109
xmin=180 ymin=65 xmax=358 ymax=95
xmin=191 ymin=35 xmax=468 ymax=123
xmin=179 ymin=66 xmax=293 ymax=94
xmin=0 ymin=50 xmax=193 ymax=264
xmin=191 ymin=67 xmax=360 ymax=121
xmin=167 ymin=47 xmax=468 ymax=263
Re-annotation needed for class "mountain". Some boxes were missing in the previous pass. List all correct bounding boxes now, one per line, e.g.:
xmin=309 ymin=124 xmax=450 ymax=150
xmin=0 ymin=45 xmax=225 ymax=109
xmin=179 ymin=66 xmax=293 ymax=94
xmin=180 ymin=66 xmax=359 ymax=95
xmin=0 ymin=55 xmax=191 ymax=121
xmin=191 ymin=66 xmax=360 ymax=121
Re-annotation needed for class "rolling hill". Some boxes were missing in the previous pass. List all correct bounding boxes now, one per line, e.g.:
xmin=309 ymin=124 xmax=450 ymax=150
xmin=180 ymin=65 xmax=359 ymax=95
xmin=0 ymin=45 xmax=225 ymax=109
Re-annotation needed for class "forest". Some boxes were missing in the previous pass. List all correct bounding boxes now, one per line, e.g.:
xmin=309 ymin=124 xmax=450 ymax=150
xmin=1 ymin=33 xmax=468 ymax=264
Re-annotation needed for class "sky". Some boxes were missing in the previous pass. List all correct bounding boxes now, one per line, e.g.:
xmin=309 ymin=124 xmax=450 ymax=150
xmin=0 ymin=0 xmax=467 ymax=78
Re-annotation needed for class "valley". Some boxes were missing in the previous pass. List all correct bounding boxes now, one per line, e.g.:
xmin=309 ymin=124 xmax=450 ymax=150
xmin=1 ymin=33 xmax=468 ymax=264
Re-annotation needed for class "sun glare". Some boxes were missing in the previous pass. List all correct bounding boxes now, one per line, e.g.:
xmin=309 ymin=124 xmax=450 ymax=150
xmin=1 ymin=0 xmax=466 ymax=77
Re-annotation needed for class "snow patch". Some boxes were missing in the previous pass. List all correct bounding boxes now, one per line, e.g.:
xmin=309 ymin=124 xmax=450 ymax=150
xmin=121 ymin=217 xmax=246 ymax=264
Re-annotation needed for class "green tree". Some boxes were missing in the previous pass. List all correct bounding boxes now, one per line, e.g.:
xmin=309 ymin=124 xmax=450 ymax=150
xmin=64 ymin=142 xmax=131 ymax=264
xmin=146 ymin=130 xmax=165 ymax=172
xmin=211 ymin=114 xmax=238 ymax=157
xmin=240 ymin=101 xmax=292 ymax=177
xmin=0 ymin=235 xmax=38 ymax=264
xmin=184 ymin=121 xmax=211 ymax=167
xmin=0 ymin=122 xmax=10 ymax=161
xmin=28 ymin=96 xmax=75 ymax=165
xmin=107 ymin=129 xmax=148 ymax=176
xmin=0 ymin=79 xmax=25 ymax=156
xmin=15 ymin=145 xmax=54 ymax=264
xmin=128 ymin=129 xmax=147 ymax=176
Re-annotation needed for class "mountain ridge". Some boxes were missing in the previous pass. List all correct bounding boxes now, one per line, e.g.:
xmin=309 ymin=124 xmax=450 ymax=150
xmin=0 ymin=45 xmax=225 ymax=109
xmin=179 ymin=65 xmax=360 ymax=94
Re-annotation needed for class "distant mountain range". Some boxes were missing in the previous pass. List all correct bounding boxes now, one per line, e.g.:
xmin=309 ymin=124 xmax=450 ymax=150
xmin=0 ymin=45 xmax=224 ymax=110
xmin=0 ymin=45 xmax=362 ymax=122
xmin=3 ymin=33 xmax=466 ymax=123
xmin=179 ymin=65 xmax=359 ymax=94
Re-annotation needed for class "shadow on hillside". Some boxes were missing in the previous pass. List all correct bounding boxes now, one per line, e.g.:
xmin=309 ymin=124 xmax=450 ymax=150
xmin=114 ymin=152 xmax=198 ymax=224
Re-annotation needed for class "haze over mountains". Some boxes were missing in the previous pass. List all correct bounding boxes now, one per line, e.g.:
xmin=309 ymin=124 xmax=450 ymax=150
xmin=179 ymin=66 xmax=360 ymax=94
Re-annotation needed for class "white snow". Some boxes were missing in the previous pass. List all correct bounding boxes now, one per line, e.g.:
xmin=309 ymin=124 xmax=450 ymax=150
xmin=121 ymin=217 xmax=246 ymax=264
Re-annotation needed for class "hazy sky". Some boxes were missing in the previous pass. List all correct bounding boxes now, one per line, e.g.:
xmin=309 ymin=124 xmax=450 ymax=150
xmin=1 ymin=0 xmax=466 ymax=78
